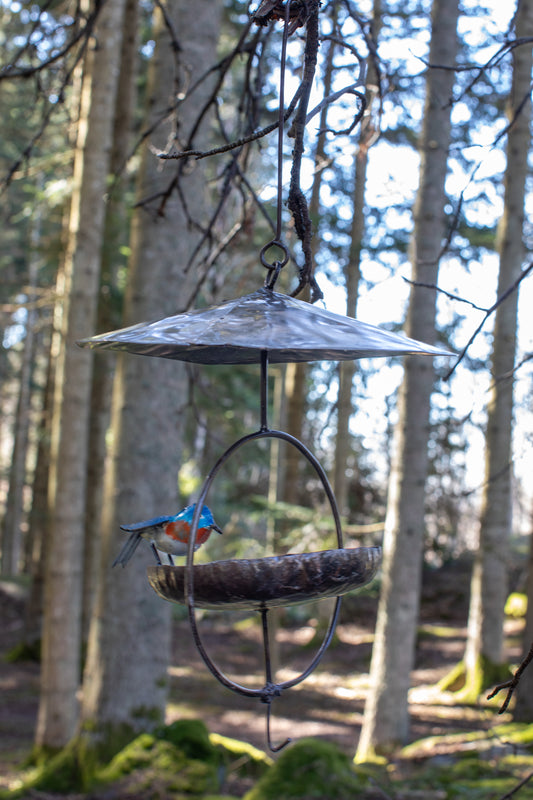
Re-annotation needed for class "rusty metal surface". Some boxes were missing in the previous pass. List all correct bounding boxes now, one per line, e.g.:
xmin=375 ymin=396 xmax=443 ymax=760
xmin=78 ymin=289 xmax=451 ymax=364
xmin=147 ymin=546 xmax=381 ymax=610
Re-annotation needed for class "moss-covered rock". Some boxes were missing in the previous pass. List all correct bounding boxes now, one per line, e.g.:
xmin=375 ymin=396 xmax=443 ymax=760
xmin=7 ymin=719 xmax=232 ymax=798
xmin=210 ymin=732 xmax=273 ymax=779
xmin=243 ymin=738 xmax=369 ymax=800
xmin=97 ymin=721 xmax=221 ymax=796
xmin=158 ymin=719 xmax=220 ymax=763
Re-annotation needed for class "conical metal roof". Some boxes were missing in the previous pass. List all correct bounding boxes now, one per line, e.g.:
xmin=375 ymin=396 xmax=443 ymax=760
xmin=77 ymin=288 xmax=452 ymax=364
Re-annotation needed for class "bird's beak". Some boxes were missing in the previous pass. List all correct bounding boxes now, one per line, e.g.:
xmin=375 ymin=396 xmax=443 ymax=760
xmin=213 ymin=524 xmax=223 ymax=535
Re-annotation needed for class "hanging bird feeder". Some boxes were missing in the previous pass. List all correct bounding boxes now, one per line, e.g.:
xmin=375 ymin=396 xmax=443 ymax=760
xmin=78 ymin=290 xmax=449 ymax=752
xmin=78 ymin=0 xmax=453 ymax=751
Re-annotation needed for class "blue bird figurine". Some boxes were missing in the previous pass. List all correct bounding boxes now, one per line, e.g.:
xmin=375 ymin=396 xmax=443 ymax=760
xmin=112 ymin=503 xmax=223 ymax=568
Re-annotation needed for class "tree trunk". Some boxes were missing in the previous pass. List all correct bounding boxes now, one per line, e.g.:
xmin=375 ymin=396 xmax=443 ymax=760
xmin=79 ymin=0 xmax=222 ymax=763
xmin=356 ymin=0 xmax=459 ymax=759
xmin=0 ymin=256 xmax=38 ymax=575
xmin=514 ymin=508 xmax=533 ymax=719
xmin=334 ymin=0 xmax=381 ymax=517
xmin=35 ymin=0 xmax=127 ymax=751
xmin=82 ymin=0 xmax=139 ymax=644
xmin=464 ymin=0 xmax=533 ymax=697
xmin=22 ymin=333 xmax=54 ymax=652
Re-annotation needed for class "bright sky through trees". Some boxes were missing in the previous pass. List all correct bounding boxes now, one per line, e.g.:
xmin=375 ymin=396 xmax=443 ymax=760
xmin=280 ymin=0 xmax=532 ymax=535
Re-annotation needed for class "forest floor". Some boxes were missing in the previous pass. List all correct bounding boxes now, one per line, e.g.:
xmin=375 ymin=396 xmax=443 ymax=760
xmin=0 ymin=558 xmax=530 ymax=798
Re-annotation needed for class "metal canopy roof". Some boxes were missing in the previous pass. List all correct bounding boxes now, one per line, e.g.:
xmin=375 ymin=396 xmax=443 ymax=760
xmin=77 ymin=288 xmax=452 ymax=364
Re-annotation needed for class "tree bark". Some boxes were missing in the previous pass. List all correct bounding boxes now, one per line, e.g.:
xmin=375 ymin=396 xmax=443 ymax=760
xmin=22 ymin=333 xmax=54 ymax=651
xmin=334 ymin=0 xmax=381 ymax=517
xmin=464 ymin=0 xmax=533 ymax=696
xmin=82 ymin=0 xmax=139 ymax=644
xmin=35 ymin=0 xmax=127 ymax=751
xmin=356 ymin=0 xmax=459 ymax=759
xmin=79 ymin=0 xmax=222 ymax=762
xmin=0 ymin=254 xmax=38 ymax=575
xmin=514 ymin=506 xmax=533 ymax=719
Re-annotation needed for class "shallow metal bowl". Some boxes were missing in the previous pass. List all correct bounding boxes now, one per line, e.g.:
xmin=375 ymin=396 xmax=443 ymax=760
xmin=147 ymin=546 xmax=381 ymax=610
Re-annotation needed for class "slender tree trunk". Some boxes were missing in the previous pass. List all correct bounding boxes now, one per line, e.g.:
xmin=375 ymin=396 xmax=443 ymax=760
xmin=464 ymin=0 xmax=533 ymax=696
xmin=514 ymin=509 xmax=533 ymax=719
xmin=356 ymin=0 xmax=459 ymax=759
xmin=35 ymin=0 xmax=127 ymax=751
xmin=22 ymin=334 xmax=54 ymax=650
xmin=334 ymin=0 xmax=381 ymax=517
xmin=82 ymin=0 xmax=138 ymax=643
xmin=0 ymin=257 xmax=38 ymax=575
xmin=79 ymin=0 xmax=223 ymax=762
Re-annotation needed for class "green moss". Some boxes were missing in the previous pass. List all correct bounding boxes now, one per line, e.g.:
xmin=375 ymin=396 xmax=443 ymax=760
xmin=5 ymin=639 xmax=41 ymax=663
xmin=77 ymin=718 xmax=152 ymax=770
xmin=418 ymin=623 xmax=465 ymax=639
xmin=396 ymin=755 xmax=533 ymax=800
xmin=130 ymin=703 xmax=165 ymax=724
xmin=243 ymin=739 xmax=369 ymax=800
xmin=505 ymin=592 xmax=528 ymax=618
xmin=21 ymin=740 xmax=86 ymax=793
xmin=97 ymin=729 xmax=219 ymax=795
xmin=158 ymin=719 xmax=219 ymax=763
xmin=460 ymin=655 xmax=512 ymax=702
xmin=491 ymin=722 xmax=533 ymax=748
xmin=10 ymin=719 xmax=229 ymax=798
xmin=438 ymin=656 xmax=512 ymax=700
xmin=402 ymin=722 xmax=533 ymax=762
xmin=210 ymin=732 xmax=272 ymax=780
xmin=437 ymin=660 xmax=466 ymax=692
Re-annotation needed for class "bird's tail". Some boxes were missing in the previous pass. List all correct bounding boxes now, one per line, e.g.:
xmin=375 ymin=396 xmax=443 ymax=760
xmin=112 ymin=532 xmax=142 ymax=568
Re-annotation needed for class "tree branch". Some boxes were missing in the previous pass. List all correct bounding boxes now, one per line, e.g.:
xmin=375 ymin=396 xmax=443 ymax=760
xmin=487 ymin=639 xmax=533 ymax=715
xmin=444 ymin=261 xmax=533 ymax=379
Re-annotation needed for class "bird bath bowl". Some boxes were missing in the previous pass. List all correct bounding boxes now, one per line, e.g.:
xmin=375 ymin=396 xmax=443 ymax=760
xmin=147 ymin=546 xmax=381 ymax=610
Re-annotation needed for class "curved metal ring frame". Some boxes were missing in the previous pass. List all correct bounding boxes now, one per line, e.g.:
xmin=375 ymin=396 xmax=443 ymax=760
xmin=184 ymin=351 xmax=344 ymax=751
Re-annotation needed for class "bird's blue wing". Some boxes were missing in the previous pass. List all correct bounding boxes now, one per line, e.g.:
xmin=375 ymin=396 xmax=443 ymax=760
xmin=120 ymin=515 xmax=172 ymax=532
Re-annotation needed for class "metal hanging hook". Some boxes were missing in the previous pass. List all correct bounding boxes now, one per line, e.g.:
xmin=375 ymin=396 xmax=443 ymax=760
xmin=265 ymin=700 xmax=291 ymax=753
xmin=260 ymin=607 xmax=292 ymax=753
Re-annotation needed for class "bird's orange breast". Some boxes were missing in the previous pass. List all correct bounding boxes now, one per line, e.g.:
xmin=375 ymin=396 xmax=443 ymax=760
xmin=165 ymin=520 xmax=212 ymax=545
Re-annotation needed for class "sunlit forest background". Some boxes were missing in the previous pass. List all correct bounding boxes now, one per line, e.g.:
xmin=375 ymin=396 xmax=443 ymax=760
xmin=2 ymin=0 xmax=533 ymax=797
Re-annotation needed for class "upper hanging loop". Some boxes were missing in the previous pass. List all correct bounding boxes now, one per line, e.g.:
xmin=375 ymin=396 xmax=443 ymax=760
xmin=257 ymin=0 xmax=292 ymax=290
xmin=261 ymin=241 xmax=289 ymax=290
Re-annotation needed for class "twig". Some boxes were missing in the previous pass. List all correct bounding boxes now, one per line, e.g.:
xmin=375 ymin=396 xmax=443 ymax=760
xmin=487 ymin=640 xmax=533 ymax=714
xmin=496 ymin=769 xmax=533 ymax=800
xmin=0 ymin=0 xmax=104 ymax=79
xmin=444 ymin=261 xmax=533 ymax=380
xmin=402 ymin=278 xmax=489 ymax=312
xmin=155 ymin=85 xmax=303 ymax=162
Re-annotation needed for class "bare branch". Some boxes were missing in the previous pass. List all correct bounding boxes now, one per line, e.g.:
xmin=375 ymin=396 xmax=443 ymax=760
xmin=155 ymin=85 xmax=303 ymax=161
xmin=0 ymin=0 xmax=104 ymax=80
xmin=445 ymin=261 xmax=533 ymax=380
xmin=487 ymin=639 xmax=533 ymax=715
xmin=402 ymin=278 xmax=489 ymax=312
